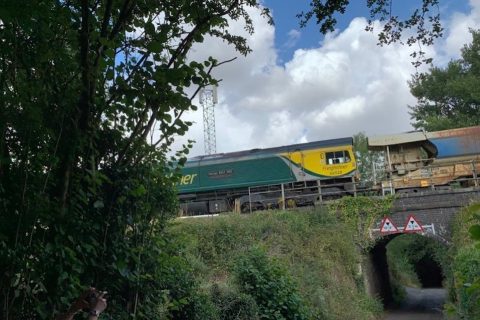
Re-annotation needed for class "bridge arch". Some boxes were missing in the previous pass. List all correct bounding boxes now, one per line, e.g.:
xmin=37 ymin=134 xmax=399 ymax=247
xmin=364 ymin=232 xmax=448 ymax=306
xmin=363 ymin=188 xmax=480 ymax=306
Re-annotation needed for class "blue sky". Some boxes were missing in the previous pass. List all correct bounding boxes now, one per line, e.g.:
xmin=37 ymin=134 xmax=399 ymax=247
xmin=264 ymin=0 xmax=471 ymax=63
xmin=264 ymin=0 xmax=370 ymax=62
xmin=177 ymin=0 xmax=480 ymax=156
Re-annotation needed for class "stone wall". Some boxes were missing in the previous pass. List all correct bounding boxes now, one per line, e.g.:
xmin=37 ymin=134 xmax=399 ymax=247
xmin=371 ymin=188 xmax=480 ymax=241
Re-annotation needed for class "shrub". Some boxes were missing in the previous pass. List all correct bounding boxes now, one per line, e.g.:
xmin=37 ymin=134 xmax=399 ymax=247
xmin=447 ymin=203 xmax=480 ymax=319
xmin=171 ymin=209 xmax=382 ymax=320
xmin=210 ymin=283 xmax=259 ymax=320
xmin=233 ymin=247 xmax=310 ymax=320
xmin=451 ymin=246 xmax=480 ymax=319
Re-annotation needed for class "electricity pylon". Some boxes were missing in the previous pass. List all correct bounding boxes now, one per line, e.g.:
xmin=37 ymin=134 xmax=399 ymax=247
xmin=199 ymin=86 xmax=218 ymax=155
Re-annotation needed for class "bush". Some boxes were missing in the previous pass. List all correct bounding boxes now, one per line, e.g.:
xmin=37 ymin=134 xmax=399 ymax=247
xmin=447 ymin=203 xmax=480 ymax=319
xmin=210 ymin=284 xmax=259 ymax=320
xmin=233 ymin=247 xmax=310 ymax=320
xmin=171 ymin=209 xmax=382 ymax=320
xmin=451 ymin=247 xmax=480 ymax=319
xmin=0 ymin=164 xmax=212 ymax=319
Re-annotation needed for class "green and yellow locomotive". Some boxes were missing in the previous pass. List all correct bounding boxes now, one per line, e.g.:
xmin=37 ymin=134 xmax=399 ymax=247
xmin=177 ymin=137 xmax=358 ymax=215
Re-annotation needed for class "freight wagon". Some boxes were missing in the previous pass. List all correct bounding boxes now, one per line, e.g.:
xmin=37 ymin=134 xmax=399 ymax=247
xmin=368 ymin=126 xmax=480 ymax=194
xmin=177 ymin=138 xmax=358 ymax=215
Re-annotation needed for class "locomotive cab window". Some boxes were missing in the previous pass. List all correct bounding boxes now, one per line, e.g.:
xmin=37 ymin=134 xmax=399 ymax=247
xmin=326 ymin=150 xmax=351 ymax=165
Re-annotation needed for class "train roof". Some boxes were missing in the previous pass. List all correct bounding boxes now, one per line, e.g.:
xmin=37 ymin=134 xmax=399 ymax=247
xmin=188 ymin=137 xmax=353 ymax=163
xmin=367 ymin=130 xmax=438 ymax=156
xmin=367 ymin=125 xmax=480 ymax=158
xmin=368 ymin=126 xmax=480 ymax=148
xmin=368 ymin=131 xmax=428 ymax=148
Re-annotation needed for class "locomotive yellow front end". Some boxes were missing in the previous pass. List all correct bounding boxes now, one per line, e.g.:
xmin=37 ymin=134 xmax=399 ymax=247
xmin=282 ymin=145 xmax=357 ymax=179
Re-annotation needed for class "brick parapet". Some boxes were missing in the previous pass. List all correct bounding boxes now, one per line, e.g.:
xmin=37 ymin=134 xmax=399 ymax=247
xmin=371 ymin=189 xmax=480 ymax=241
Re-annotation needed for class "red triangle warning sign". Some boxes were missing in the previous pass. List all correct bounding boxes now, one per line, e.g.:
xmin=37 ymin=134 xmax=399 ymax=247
xmin=403 ymin=215 xmax=424 ymax=233
xmin=380 ymin=217 xmax=399 ymax=234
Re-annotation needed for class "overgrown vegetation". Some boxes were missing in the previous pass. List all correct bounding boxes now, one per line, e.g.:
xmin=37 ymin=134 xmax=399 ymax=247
xmin=233 ymin=248 xmax=310 ymax=320
xmin=328 ymin=196 xmax=394 ymax=250
xmin=386 ymin=234 xmax=449 ymax=304
xmin=0 ymin=0 xmax=464 ymax=318
xmin=170 ymin=209 xmax=382 ymax=320
xmin=446 ymin=203 xmax=480 ymax=319
xmin=0 ymin=1 xmax=268 ymax=318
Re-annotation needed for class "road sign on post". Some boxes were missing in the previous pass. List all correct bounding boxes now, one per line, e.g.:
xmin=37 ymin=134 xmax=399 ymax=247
xmin=403 ymin=215 xmax=424 ymax=233
xmin=380 ymin=217 xmax=399 ymax=234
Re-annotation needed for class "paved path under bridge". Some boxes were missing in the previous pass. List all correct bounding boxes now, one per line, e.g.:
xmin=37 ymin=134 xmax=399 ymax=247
xmin=383 ymin=287 xmax=446 ymax=320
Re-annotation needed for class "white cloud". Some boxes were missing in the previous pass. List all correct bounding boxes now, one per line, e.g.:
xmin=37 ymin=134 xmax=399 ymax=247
xmin=439 ymin=0 xmax=480 ymax=60
xmin=284 ymin=29 xmax=301 ymax=48
xmin=315 ymin=96 xmax=366 ymax=124
xmin=171 ymin=3 xmax=480 ymax=157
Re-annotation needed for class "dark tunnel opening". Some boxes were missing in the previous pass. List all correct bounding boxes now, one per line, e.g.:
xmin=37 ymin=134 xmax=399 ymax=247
xmin=415 ymin=253 xmax=444 ymax=288
xmin=367 ymin=236 xmax=395 ymax=307
xmin=366 ymin=233 xmax=447 ymax=308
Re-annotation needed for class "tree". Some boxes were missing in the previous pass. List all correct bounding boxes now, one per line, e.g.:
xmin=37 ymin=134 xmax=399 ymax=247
xmin=353 ymin=132 xmax=384 ymax=189
xmin=0 ymin=0 xmax=269 ymax=318
xmin=299 ymin=0 xmax=443 ymax=66
xmin=409 ymin=30 xmax=480 ymax=131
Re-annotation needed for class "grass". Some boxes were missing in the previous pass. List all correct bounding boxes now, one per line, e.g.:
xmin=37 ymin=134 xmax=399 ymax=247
xmin=167 ymin=208 xmax=382 ymax=320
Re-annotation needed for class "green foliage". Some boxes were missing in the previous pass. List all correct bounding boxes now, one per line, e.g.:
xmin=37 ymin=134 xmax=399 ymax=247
xmin=353 ymin=132 xmax=385 ymax=188
xmin=452 ymin=203 xmax=480 ymax=249
xmin=387 ymin=237 xmax=422 ymax=290
xmin=409 ymin=29 xmax=480 ymax=131
xmin=0 ymin=0 xmax=268 ymax=318
xmin=451 ymin=247 xmax=480 ymax=319
xmin=386 ymin=234 xmax=449 ymax=303
xmin=328 ymin=196 xmax=394 ymax=250
xmin=470 ymin=224 xmax=480 ymax=241
xmin=210 ymin=284 xmax=259 ymax=320
xmin=234 ymin=247 xmax=310 ymax=320
xmin=171 ymin=209 xmax=382 ymax=320
xmin=447 ymin=203 xmax=480 ymax=319
xmin=468 ymin=203 xmax=480 ymax=245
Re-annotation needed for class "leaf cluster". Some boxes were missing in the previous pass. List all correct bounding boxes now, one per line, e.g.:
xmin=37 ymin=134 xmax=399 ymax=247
xmin=409 ymin=30 xmax=480 ymax=131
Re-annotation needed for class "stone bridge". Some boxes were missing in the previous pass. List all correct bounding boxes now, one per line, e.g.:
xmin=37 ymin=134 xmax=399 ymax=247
xmin=370 ymin=188 xmax=480 ymax=241
xmin=365 ymin=188 xmax=480 ymax=306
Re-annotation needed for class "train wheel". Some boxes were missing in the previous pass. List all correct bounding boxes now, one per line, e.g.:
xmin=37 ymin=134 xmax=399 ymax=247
xmin=241 ymin=203 xmax=251 ymax=213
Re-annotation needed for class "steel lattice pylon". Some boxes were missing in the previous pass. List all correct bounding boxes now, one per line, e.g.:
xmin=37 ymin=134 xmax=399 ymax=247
xmin=199 ymin=86 xmax=217 ymax=155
